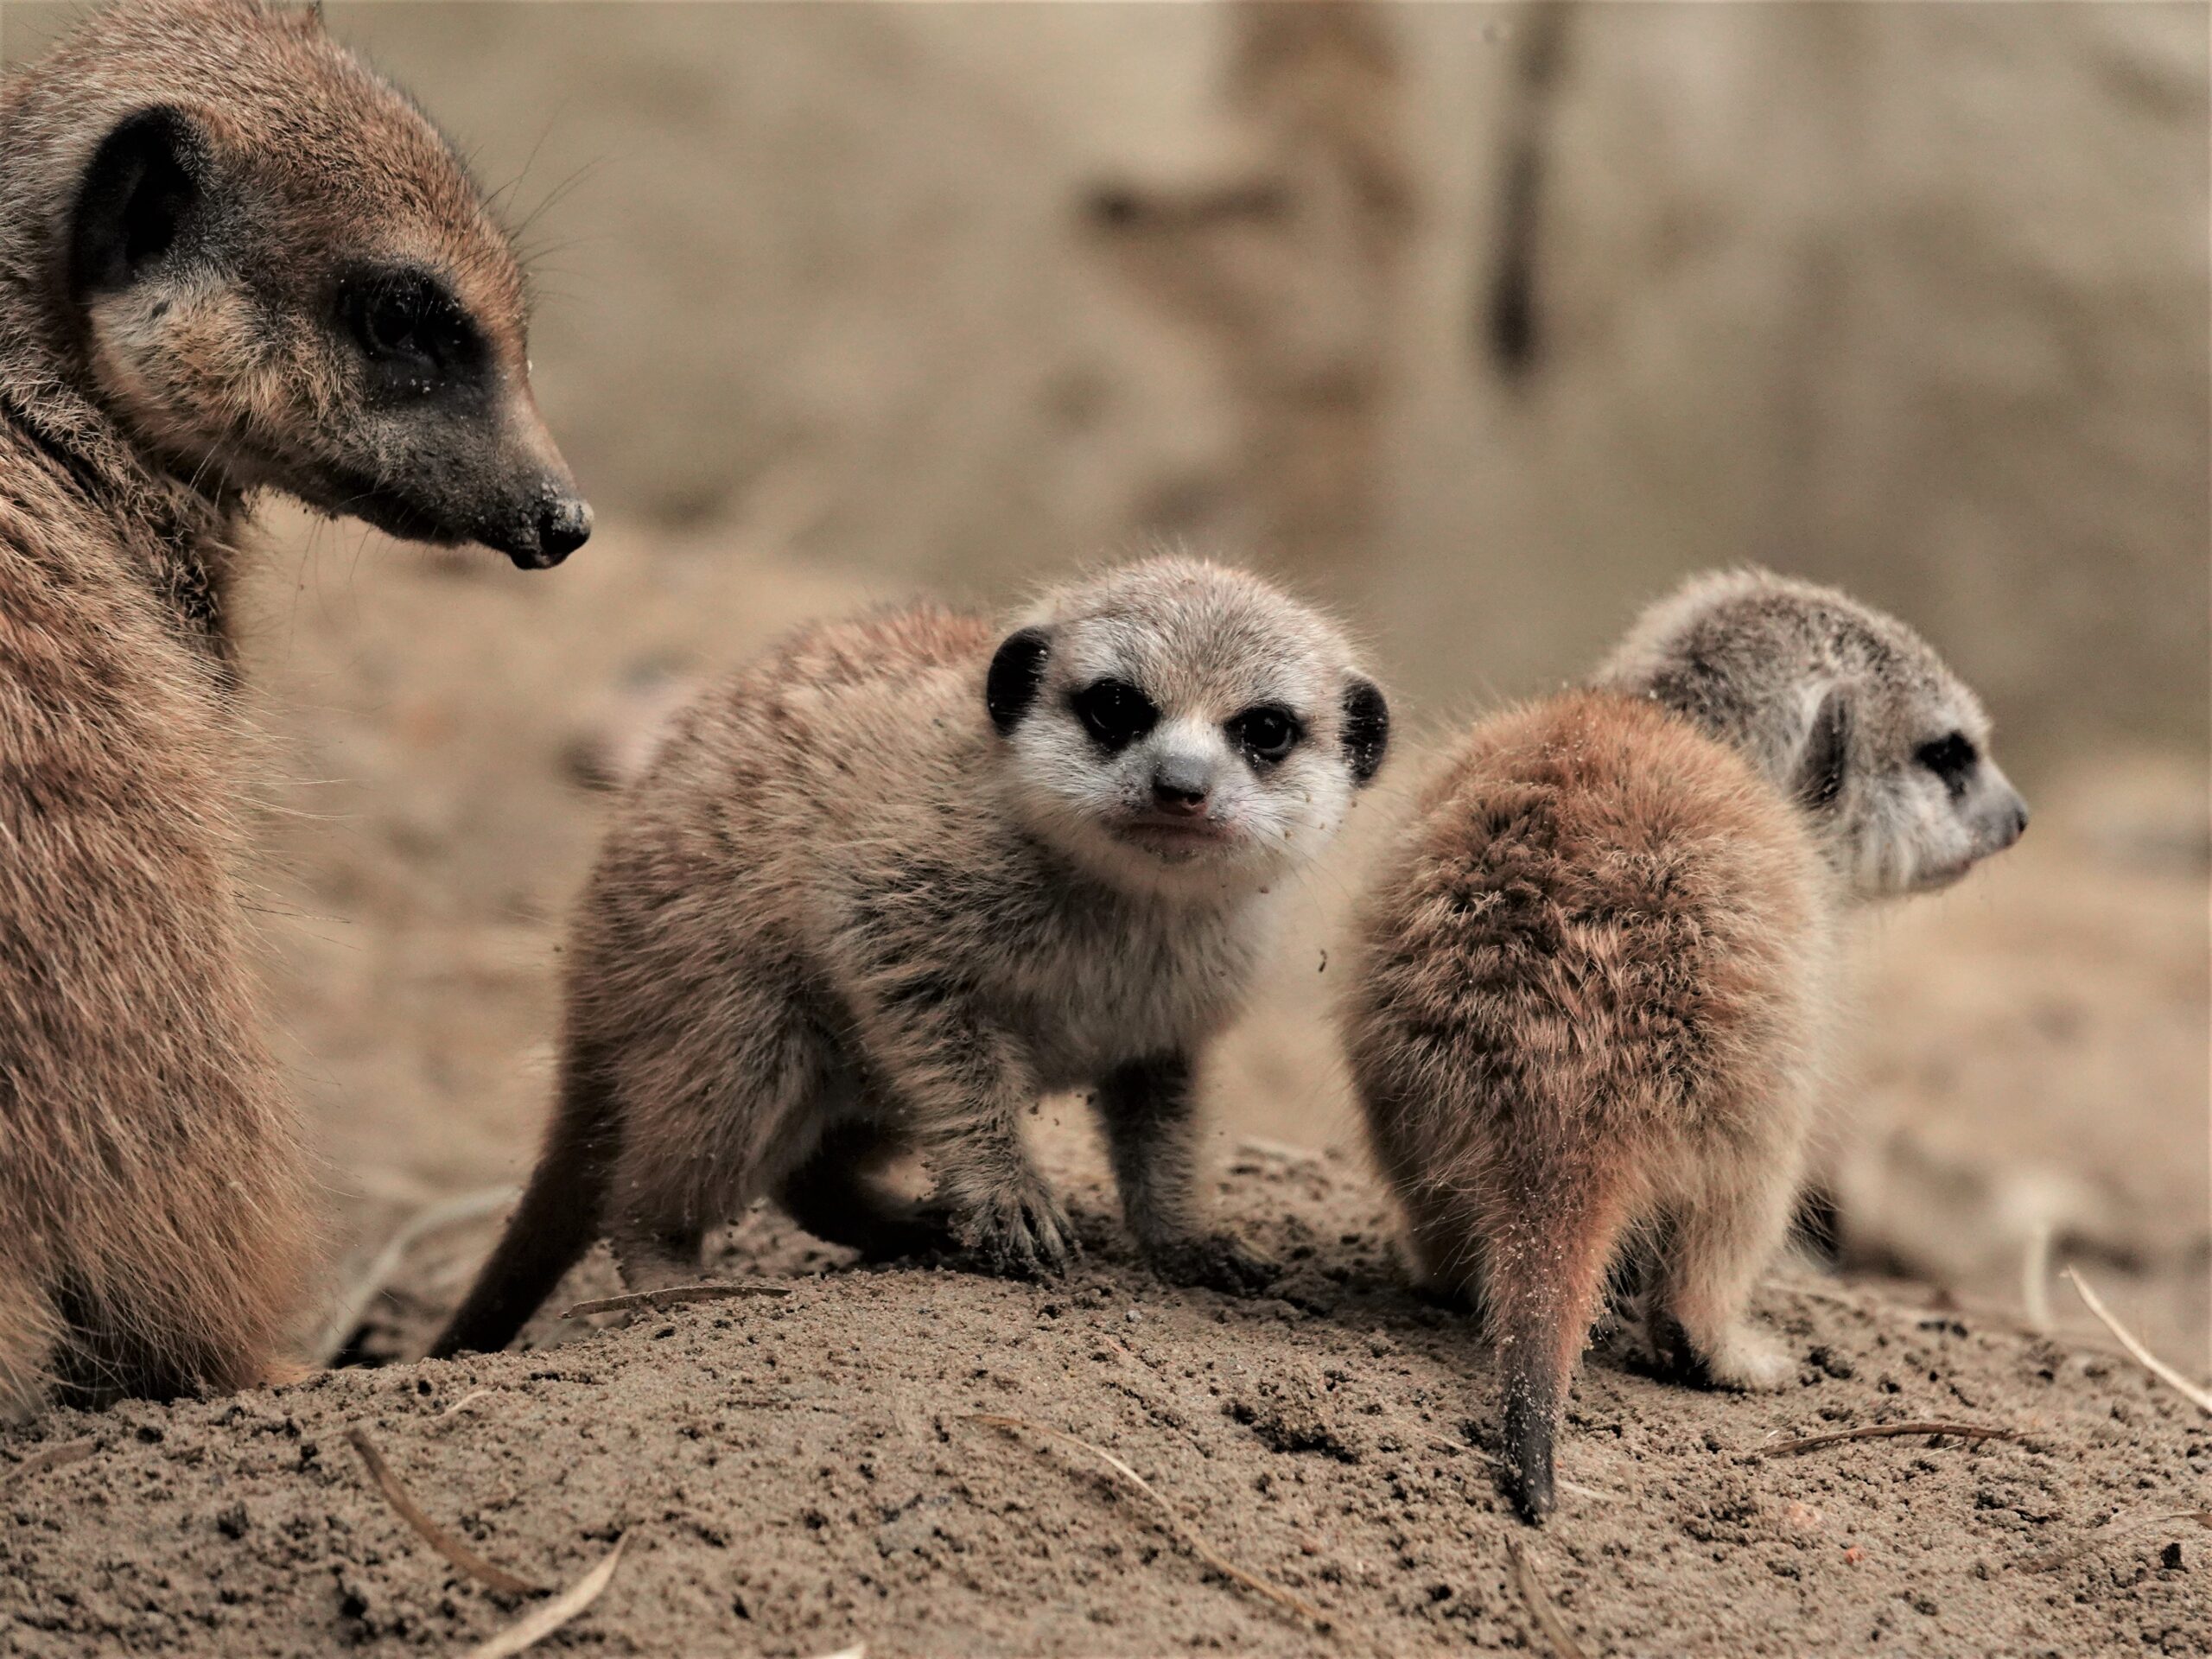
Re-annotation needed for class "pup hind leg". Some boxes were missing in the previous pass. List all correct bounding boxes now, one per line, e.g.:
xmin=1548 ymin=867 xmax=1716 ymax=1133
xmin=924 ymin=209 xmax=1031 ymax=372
xmin=605 ymin=1013 xmax=837 ymax=1294
xmin=1392 ymin=1182 xmax=1488 ymax=1313
xmin=1652 ymin=1153 xmax=1803 ymax=1392
xmin=778 ymin=1117 xmax=955 ymax=1262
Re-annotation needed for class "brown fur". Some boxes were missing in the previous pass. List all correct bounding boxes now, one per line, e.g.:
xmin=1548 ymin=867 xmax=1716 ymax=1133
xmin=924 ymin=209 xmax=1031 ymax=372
xmin=434 ymin=558 xmax=1390 ymax=1356
xmin=0 ymin=0 xmax=586 ymax=1414
xmin=1345 ymin=692 xmax=1830 ymax=1522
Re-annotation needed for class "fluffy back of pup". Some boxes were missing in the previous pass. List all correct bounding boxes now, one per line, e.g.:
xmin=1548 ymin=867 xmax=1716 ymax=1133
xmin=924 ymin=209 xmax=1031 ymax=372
xmin=1345 ymin=690 xmax=1826 ymax=1521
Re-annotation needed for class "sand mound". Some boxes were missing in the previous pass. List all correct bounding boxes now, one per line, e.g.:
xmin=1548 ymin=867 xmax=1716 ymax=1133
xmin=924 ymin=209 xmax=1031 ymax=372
xmin=3 ymin=1136 xmax=2202 ymax=1657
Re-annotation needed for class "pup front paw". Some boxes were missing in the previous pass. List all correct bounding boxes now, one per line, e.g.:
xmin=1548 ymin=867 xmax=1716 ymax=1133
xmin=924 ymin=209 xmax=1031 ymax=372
xmin=952 ymin=1173 xmax=1078 ymax=1279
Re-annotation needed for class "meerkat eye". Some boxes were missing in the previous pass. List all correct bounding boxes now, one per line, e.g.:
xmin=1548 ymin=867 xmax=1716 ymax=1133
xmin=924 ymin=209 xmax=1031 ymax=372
xmin=1226 ymin=704 xmax=1301 ymax=766
xmin=1070 ymin=678 xmax=1157 ymax=752
xmin=342 ymin=269 xmax=481 ymax=384
xmin=1913 ymin=731 xmax=1978 ymax=796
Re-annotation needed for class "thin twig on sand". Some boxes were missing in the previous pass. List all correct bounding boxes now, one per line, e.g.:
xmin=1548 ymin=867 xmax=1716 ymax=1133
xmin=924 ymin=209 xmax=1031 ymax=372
xmin=435 ymin=1389 xmax=494 ymax=1423
xmin=1506 ymin=1537 xmax=1587 ymax=1659
xmin=2064 ymin=1268 xmax=2212 ymax=1416
xmin=2018 ymin=1508 xmax=2212 ymax=1573
xmin=0 ymin=1438 xmax=94 ymax=1493
xmin=964 ymin=1414 xmax=1331 ymax=1630
xmin=313 ymin=1185 xmax=521 ymax=1364
xmin=461 ymin=1537 xmax=626 ymax=1659
xmin=346 ymin=1427 xmax=545 ymax=1596
xmin=562 ymin=1282 xmax=793 ymax=1319
xmin=1760 ymin=1421 xmax=2024 ymax=1456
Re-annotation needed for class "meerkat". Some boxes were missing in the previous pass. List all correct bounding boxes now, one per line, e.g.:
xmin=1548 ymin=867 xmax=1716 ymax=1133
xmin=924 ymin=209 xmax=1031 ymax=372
xmin=0 ymin=0 xmax=589 ymax=1414
xmin=1342 ymin=569 xmax=2027 ymax=1523
xmin=431 ymin=556 xmax=1390 ymax=1356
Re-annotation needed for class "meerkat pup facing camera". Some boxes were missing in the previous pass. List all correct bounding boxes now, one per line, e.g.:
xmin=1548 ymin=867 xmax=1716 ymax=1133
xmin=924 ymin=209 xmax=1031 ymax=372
xmin=0 ymin=0 xmax=588 ymax=1414
xmin=433 ymin=556 xmax=1390 ymax=1357
xmin=1343 ymin=569 xmax=2025 ymax=1522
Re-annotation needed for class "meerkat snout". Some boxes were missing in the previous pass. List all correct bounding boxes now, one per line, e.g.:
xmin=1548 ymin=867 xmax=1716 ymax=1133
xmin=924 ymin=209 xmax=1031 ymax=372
xmin=62 ymin=46 xmax=588 ymax=569
xmin=1149 ymin=747 xmax=1213 ymax=816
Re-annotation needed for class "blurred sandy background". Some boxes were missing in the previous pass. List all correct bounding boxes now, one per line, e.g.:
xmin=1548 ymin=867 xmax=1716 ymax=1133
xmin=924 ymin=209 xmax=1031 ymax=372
xmin=3 ymin=2 xmax=2205 ymax=1364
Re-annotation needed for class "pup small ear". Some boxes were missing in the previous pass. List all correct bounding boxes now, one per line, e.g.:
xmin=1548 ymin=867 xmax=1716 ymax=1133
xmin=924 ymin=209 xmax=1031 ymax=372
xmin=69 ymin=106 xmax=206 ymax=301
xmin=1341 ymin=677 xmax=1389 ymax=786
xmin=1794 ymin=683 xmax=1851 ymax=811
xmin=986 ymin=626 xmax=1052 ymax=735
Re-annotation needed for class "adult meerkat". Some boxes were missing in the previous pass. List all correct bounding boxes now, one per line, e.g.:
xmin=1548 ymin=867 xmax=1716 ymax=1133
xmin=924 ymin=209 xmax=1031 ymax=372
xmin=1343 ymin=569 xmax=2026 ymax=1523
xmin=433 ymin=556 xmax=1390 ymax=1356
xmin=0 ymin=0 xmax=589 ymax=1413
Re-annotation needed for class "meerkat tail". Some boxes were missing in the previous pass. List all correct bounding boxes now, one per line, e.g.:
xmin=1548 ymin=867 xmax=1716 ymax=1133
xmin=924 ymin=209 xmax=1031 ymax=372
xmin=429 ymin=1054 xmax=620 ymax=1358
xmin=1486 ymin=1159 xmax=1632 ymax=1526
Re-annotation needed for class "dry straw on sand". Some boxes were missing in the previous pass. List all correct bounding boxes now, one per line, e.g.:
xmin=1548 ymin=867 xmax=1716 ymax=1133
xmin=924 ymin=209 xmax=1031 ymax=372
xmin=965 ymin=1414 xmax=1332 ymax=1630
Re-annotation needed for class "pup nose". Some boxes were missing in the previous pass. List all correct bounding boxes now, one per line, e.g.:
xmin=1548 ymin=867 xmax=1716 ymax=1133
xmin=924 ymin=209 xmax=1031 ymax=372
xmin=2004 ymin=795 xmax=2030 ymax=846
xmin=1151 ymin=766 xmax=1210 ymax=817
xmin=534 ymin=494 xmax=593 ymax=567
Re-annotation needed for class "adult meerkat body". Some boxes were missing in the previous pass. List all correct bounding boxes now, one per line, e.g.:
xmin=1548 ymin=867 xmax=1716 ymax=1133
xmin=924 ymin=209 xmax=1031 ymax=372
xmin=1344 ymin=570 xmax=2027 ymax=1523
xmin=0 ymin=0 xmax=589 ymax=1412
xmin=435 ymin=558 xmax=1390 ymax=1357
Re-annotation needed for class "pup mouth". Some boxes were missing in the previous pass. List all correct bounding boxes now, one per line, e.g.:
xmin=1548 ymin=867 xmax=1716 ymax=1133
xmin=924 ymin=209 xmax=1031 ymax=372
xmin=1112 ymin=813 xmax=1238 ymax=856
xmin=1910 ymin=860 xmax=1974 ymax=893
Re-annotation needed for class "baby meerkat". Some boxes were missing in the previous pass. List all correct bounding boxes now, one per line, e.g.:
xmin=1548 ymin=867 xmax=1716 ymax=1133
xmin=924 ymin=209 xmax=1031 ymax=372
xmin=0 ymin=0 xmax=588 ymax=1414
xmin=433 ymin=556 xmax=1390 ymax=1356
xmin=1343 ymin=569 xmax=2025 ymax=1523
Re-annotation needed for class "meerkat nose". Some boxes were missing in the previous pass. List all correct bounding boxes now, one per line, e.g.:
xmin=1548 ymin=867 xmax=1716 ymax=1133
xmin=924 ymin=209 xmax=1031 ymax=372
xmin=2003 ymin=793 xmax=2029 ymax=845
xmin=1150 ymin=762 xmax=1211 ymax=817
xmin=532 ymin=493 xmax=594 ymax=567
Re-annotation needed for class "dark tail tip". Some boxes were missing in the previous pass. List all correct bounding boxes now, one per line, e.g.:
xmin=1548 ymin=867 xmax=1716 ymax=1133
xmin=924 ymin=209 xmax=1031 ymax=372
xmin=1502 ymin=1382 xmax=1557 ymax=1525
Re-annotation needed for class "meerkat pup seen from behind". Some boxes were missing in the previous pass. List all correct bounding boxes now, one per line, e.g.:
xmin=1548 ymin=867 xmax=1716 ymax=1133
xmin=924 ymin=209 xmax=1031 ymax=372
xmin=0 ymin=0 xmax=588 ymax=1414
xmin=1343 ymin=569 xmax=2026 ymax=1522
xmin=434 ymin=556 xmax=1389 ymax=1356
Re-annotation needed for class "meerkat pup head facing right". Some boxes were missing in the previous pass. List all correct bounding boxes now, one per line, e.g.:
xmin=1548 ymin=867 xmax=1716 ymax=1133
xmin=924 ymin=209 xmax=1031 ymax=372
xmin=1594 ymin=568 xmax=2027 ymax=897
xmin=3 ymin=0 xmax=589 ymax=567
xmin=1344 ymin=570 xmax=2022 ymax=1524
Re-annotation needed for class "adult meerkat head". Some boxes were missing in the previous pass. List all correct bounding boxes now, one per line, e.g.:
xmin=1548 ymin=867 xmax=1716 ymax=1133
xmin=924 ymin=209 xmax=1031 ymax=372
xmin=984 ymin=556 xmax=1389 ymax=898
xmin=29 ymin=0 xmax=588 ymax=567
xmin=1596 ymin=569 xmax=2028 ymax=900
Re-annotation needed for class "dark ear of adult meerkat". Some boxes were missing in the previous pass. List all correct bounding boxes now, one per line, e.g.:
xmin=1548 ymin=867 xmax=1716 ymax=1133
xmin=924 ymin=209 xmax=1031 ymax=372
xmin=433 ymin=556 xmax=1390 ymax=1357
xmin=1343 ymin=569 xmax=2026 ymax=1523
xmin=0 ymin=0 xmax=589 ymax=1414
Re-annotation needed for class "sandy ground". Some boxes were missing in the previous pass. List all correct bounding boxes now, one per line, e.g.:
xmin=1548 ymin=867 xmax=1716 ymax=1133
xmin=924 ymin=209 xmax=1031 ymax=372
xmin=0 ymin=1145 xmax=2204 ymax=1657
xmin=2 ymin=513 xmax=2202 ymax=1656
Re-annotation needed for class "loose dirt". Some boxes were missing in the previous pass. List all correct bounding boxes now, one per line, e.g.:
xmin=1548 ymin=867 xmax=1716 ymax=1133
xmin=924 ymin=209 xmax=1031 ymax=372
xmin=2 ymin=1136 xmax=2205 ymax=1657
